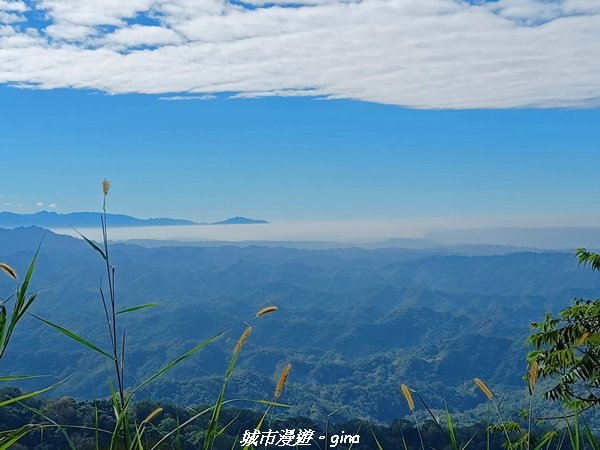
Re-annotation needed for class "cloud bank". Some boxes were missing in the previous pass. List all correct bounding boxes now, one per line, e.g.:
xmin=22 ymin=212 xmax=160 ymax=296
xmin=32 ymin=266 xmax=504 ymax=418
xmin=0 ymin=0 xmax=599 ymax=108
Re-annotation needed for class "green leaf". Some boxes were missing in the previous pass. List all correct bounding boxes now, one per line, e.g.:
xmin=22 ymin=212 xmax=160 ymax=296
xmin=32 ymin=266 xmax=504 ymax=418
xmin=0 ymin=375 xmax=48 ymax=382
xmin=0 ymin=377 xmax=68 ymax=408
xmin=533 ymin=431 xmax=557 ymax=450
xmin=116 ymin=302 xmax=163 ymax=315
xmin=250 ymin=399 xmax=290 ymax=408
xmin=17 ymin=401 xmax=78 ymax=450
xmin=16 ymin=246 xmax=39 ymax=307
xmin=16 ymin=293 xmax=38 ymax=322
xmin=131 ymin=329 xmax=226 ymax=395
xmin=0 ymin=425 xmax=36 ymax=450
xmin=583 ymin=423 xmax=599 ymax=450
xmin=31 ymin=314 xmax=113 ymax=359
xmin=74 ymin=229 xmax=107 ymax=261
xmin=445 ymin=404 xmax=458 ymax=450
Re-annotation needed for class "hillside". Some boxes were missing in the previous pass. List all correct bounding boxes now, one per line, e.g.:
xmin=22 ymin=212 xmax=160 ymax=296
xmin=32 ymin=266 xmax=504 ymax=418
xmin=1 ymin=226 xmax=598 ymax=423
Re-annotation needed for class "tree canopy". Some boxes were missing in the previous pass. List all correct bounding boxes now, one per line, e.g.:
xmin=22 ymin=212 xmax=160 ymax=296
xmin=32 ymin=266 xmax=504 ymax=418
xmin=528 ymin=249 xmax=600 ymax=409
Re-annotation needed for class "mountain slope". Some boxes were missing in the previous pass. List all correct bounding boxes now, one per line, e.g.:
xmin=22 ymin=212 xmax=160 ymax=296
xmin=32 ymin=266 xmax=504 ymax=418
xmin=0 ymin=227 xmax=595 ymax=422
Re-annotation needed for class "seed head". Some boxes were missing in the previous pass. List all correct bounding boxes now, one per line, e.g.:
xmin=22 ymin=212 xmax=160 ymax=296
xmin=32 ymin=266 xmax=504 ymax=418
xmin=274 ymin=363 xmax=291 ymax=399
xmin=102 ymin=178 xmax=110 ymax=195
xmin=144 ymin=408 xmax=163 ymax=423
xmin=235 ymin=326 xmax=252 ymax=353
xmin=256 ymin=306 xmax=278 ymax=318
xmin=0 ymin=263 xmax=17 ymax=280
xmin=400 ymin=384 xmax=415 ymax=411
xmin=474 ymin=378 xmax=494 ymax=400
xmin=528 ymin=361 xmax=539 ymax=391
xmin=577 ymin=332 xmax=589 ymax=346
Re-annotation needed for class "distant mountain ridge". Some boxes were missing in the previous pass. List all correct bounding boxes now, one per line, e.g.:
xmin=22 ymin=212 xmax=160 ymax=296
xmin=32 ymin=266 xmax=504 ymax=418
xmin=212 ymin=216 xmax=269 ymax=225
xmin=0 ymin=211 xmax=268 ymax=228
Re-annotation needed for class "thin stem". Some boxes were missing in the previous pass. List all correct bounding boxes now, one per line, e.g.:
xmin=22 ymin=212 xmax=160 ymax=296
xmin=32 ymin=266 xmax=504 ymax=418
xmin=492 ymin=398 xmax=513 ymax=449
xmin=102 ymin=193 xmax=129 ymax=449
xmin=527 ymin=395 xmax=533 ymax=450
xmin=412 ymin=410 xmax=425 ymax=450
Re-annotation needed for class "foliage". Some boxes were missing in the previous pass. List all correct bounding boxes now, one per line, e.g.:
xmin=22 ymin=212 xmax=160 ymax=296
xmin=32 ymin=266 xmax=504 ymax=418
xmin=528 ymin=249 xmax=600 ymax=409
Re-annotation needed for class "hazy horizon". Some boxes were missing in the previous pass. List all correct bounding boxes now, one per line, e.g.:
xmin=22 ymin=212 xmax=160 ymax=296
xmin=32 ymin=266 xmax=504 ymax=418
xmin=43 ymin=215 xmax=600 ymax=249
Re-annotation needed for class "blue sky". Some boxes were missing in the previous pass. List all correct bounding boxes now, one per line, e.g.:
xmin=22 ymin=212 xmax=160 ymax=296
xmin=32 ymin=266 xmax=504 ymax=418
xmin=0 ymin=0 xmax=599 ymax=227
xmin=1 ymin=86 xmax=599 ymax=223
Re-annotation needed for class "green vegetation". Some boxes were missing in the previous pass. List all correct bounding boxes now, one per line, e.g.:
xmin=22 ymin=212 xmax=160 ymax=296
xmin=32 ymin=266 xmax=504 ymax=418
xmin=0 ymin=181 xmax=289 ymax=449
xmin=528 ymin=249 xmax=600 ymax=410
xmin=2 ymin=181 xmax=600 ymax=448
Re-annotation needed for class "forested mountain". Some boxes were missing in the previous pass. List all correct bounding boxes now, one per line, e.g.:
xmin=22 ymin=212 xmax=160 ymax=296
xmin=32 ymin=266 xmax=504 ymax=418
xmin=1 ymin=226 xmax=598 ymax=424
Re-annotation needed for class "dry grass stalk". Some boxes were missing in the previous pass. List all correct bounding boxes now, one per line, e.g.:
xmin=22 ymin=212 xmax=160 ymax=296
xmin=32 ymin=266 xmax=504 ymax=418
xmin=103 ymin=178 xmax=110 ymax=195
xmin=474 ymin=378 xmax=494 ymax=400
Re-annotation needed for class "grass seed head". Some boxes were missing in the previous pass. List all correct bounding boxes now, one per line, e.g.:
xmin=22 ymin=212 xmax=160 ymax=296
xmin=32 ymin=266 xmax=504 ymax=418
xmin=400 ymin=384 xmax=415 ymax=411
xmin=235 ymin=326 xmax=252 ymax=353
xmin=474 ymin=378 xmax=494 ymax=400
xmin=0 ymin=263 xmax=17 ymax=280
xmin=275 ymin=363 xmax=291 ymax=399
xmin=528 ymin=361 xmax=539 ymax=391
xmin=102 ymin=178 xmax=110 ymax=195
xmin=144 ymin=408 xmax=163 ymax=423
xmin=256 ymin=306 xmax=278 ymax=318
xmin=577 ymin=332 xmax=589 ymax=346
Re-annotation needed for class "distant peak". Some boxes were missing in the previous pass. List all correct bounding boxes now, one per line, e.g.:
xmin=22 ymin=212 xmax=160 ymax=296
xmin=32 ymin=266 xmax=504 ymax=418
xmin=212 ymin=216 xmax=269 ymax=225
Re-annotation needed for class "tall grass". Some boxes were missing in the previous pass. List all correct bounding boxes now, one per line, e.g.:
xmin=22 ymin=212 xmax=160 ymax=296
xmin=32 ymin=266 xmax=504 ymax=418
xmin=391 ymin=376 xmax=600 ymax=450
xmin=0 ymin=245 xmax=69 ymax=448
xmin=3 ymin=181 xmax=600 ymax=449
xmin=15 ymin=180 xmax=290 ymax=450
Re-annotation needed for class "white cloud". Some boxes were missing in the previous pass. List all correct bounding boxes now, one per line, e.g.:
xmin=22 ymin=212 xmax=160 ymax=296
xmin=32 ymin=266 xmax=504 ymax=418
xmin=36 ymin=201 xmax=43 ymax=207
xmin=48 ymin=202 xmax=57 ymax=208
xmin=0 ymin=0 xmax=598 ymax=108
xmin=98 ymin=24 xmax=183 ymax=49
xmin=4 ymin=202 xmax=12 ymax=206
xmin=0 ymin=0 xmax=27 ymax=23
xmin=158 ymin=94 xmax=216 ymax=100
xmin=0 ymin=1 xmax=27 ymax=12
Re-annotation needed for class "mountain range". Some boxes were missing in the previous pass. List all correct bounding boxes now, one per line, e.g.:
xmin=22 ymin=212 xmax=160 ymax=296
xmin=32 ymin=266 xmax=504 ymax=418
xmin=1 ymin=226 xmax=599 ymax=424
xmin=0 ymin=211 xmax=268 ymax=228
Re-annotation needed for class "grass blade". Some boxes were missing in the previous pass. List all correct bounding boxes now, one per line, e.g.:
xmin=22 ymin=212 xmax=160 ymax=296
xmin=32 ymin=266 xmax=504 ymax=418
xmin=17 ymin=401 xmax=77 ymax=450
xmin=0 ymin=375 xmax=48 ymax=382
xmin=116 ymin=303 xmax=163 ymax=315
xmin=31 ymin=314 xmax=113 ymax=359
xmin=131 ymin=329 xmax=226 ymax=395
xmin=583 ymin=422 xmax=599 ymax=450
xmin=74 ymin=229 xmax=107 ymax=261
xmin=445 ymin=403 xmax=458 ymax=450
xmin=0 ymin=377 xmax=68 ymax=408
xmin=0 ymin=425 xmax=36 ymax=450
xmin=371 ymin=428 xmax=385 ymax=450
